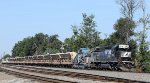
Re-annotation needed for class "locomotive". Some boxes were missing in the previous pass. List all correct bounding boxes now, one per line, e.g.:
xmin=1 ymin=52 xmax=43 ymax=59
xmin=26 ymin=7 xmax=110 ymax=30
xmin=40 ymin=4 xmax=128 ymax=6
xmin=73 ymin=44 xmax=132 ymax=70
xmin=2 ymin=44 xmax=133 ymax=71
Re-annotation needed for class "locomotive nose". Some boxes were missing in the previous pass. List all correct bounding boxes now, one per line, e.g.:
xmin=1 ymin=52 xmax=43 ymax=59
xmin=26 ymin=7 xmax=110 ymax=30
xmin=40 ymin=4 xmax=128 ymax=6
xmin=121 ymin=52 xmax=131 ymax=57
xmin=125 ymin=52 xmax=128 ymax=57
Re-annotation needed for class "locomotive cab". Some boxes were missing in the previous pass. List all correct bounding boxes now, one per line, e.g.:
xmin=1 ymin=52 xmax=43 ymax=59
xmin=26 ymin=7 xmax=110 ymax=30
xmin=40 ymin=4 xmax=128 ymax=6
xmin=112 ymin=45 xmax=133 ymax=70
xmin=73 ymin=48 xmax=90 ymax=69
xmin=113 ymin=45 xmax=131 ymax=62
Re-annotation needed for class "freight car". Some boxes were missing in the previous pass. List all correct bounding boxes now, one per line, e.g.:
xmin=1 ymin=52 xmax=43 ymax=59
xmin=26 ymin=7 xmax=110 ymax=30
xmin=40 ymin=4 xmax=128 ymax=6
xmin=3 ymin=52 xmax=77 ymax=68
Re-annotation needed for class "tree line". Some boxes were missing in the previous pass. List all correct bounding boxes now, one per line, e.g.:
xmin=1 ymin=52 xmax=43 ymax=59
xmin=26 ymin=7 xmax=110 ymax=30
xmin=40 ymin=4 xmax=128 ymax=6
xmin=11 ymin=33 xmax=62 ymax=57
xmin=3 ymin=0 xmax=150 ymax=72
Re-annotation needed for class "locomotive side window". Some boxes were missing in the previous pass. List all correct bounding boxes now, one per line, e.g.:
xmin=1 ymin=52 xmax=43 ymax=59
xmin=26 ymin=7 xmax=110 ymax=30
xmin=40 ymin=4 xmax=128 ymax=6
xmin=92 ymin=52 xmax=100 ymax=61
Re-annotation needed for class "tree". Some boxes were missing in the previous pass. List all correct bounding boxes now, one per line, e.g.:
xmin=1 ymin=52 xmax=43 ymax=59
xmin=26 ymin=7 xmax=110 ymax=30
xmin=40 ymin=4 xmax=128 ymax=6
xmin=2 ymin=54 xmax=11 ymax=59
xmin=79 ymin=13 xmax=101 ymax=48
xmin=135 ymin=0 xmax=150 ymax=72
xmin=12 ymin=33 xmax=62 ymax=57
xmin=112 ymin=17 xmax=136 ymax=44
xmin=116 ymin=0 xmax=141 ymax=44
xmin=45 ymin=34 xmax=62 ymax=54
xmin=116 ymin=0 xmax=141 ymax=20
xmin=65 ymin=13 xmax=101 ymax=52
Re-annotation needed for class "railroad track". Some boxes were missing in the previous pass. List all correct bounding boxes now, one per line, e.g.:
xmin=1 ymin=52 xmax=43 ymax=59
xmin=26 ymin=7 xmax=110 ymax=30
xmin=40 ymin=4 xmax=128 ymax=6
xmin=0 ymin=66 xmax=76 ymax=83
xmin=2 ymin=65 xmax=148 ymax=83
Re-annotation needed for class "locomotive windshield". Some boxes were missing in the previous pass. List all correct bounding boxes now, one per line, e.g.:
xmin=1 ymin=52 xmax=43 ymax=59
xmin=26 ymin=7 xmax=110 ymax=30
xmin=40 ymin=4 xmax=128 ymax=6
xmin=78 ymin=48 xmax=90 ymax=57
xmin=92 ymin=52 xmax=101 ymax=57
xmin=116 ymin=45 xmax=130 ymax=52
xmin=118 ymin=48 xmax=129 ymax=51
xmin=92 ymin=52 xmax=101 ymax=61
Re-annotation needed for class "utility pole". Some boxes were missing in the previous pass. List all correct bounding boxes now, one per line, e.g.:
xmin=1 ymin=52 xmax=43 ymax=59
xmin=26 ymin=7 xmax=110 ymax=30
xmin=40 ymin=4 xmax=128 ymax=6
xmin=3 ymin=52 xmax=5 ymax=59
xmin=60 ymin=44 xmax=64 ymax=53
xmin=34 ymin=43 xmax=38 ymax=55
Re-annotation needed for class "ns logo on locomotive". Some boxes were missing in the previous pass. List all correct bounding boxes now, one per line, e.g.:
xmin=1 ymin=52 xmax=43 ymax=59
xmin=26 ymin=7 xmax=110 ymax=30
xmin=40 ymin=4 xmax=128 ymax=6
xmin=2 ymin=44 xmax=133 ymax=71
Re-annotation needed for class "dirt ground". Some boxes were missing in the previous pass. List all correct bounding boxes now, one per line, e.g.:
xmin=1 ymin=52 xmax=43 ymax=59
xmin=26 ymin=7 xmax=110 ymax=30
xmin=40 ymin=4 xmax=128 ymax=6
xmin=0 ymin=72 xmax=40 ymax=83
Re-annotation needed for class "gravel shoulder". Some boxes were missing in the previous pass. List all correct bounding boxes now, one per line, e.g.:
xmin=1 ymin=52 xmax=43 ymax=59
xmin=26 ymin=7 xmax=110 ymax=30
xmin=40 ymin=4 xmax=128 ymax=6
xmin=31 ymin=66 xmax=150 ymax=82
xmin=1 ymin=66 xmax=116 ymax=83
xmin=0 ymin=72 xmax=40 ymax=83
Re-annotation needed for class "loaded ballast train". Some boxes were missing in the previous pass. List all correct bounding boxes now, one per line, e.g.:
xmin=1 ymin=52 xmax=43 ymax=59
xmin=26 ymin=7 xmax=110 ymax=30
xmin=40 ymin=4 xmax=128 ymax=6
xmin=2 ymin=44 xmax=133 ymax=71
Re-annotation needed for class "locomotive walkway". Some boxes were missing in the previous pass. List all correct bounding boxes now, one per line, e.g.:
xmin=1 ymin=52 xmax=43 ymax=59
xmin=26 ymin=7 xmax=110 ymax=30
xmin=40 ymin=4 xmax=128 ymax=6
xmin=2 ymin=65 xmax=150 ymax=83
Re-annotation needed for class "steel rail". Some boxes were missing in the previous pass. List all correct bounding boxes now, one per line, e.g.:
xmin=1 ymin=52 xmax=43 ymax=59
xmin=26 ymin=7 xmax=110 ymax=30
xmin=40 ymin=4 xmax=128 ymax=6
xmin=3 ymin=65 xmax=148 ymax=83
xmin=0 ymin=66 xmax=76 ymax=83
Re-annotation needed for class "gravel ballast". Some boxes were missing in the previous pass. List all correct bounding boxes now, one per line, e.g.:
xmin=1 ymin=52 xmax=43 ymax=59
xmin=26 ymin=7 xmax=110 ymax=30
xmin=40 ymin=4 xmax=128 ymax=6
xmin=0 ymin=72 xmax=39 ymax=83
xmin=1 ymin=66 xmax=116 ymax=83
xmin=30 ymin=66 xmax=150 ymax=82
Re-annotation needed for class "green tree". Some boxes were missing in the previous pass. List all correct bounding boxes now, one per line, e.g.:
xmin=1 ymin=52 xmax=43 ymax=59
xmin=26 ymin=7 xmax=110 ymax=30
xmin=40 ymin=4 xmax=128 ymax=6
xmin=80 ymin=13 xmax=101 ymax=48
xmin=135 ymin=0 xmax=150 ymax=72
xmin=65 ymin=13 xmax=101 ymax=52
xmin=12 ymin=33 xmax=62 ymax=57
xmin=45 ymin=34 xmax=62 ymax=54
xmin=116 ymin=0 xmax=141 ymax=44
xmin=113 ymin=17 xmax=136 ymax=44
xmin=2 ymin=54 xmax=11 ymax=59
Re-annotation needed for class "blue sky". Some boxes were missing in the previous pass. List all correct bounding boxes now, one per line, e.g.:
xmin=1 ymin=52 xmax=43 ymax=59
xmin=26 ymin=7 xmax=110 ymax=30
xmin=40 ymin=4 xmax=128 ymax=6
xmin=0 ymin=0 xmax=150 ymax=58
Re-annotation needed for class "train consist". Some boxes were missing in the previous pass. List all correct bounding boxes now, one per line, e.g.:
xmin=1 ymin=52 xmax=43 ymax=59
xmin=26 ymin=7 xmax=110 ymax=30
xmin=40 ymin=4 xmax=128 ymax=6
xmin=2 ymin=44 xmax=133 ymax=70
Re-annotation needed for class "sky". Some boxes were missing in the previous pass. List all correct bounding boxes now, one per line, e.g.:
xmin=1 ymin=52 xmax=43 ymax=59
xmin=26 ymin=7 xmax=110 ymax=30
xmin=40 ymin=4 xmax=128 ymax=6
xmin=0 ymin=0 xmax=150 ymax=58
